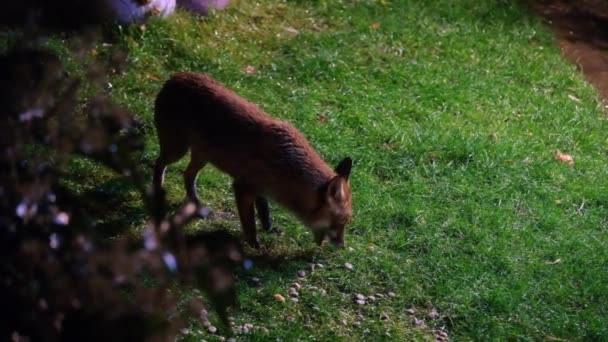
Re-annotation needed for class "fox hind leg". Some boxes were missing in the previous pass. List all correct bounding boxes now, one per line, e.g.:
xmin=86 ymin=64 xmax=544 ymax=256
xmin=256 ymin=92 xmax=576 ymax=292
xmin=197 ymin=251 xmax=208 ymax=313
xmin=234 ymin=181 xmax=259 ymax=248
xmin=153 ymin=133 xmax=188 ymax=196
xmin=184 ymin=151 xmax=207 ymax=205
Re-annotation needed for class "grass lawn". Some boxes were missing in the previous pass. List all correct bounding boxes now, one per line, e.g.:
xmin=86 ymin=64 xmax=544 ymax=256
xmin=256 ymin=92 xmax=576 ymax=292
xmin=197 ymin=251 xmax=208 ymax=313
xmin=16 ymin=0 xmax=608 ymax=340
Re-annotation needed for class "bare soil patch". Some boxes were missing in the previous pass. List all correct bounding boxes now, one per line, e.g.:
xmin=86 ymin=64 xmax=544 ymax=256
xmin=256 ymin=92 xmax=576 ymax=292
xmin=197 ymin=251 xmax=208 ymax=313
xmin=530 ymin=1 xmax=608 ymax=103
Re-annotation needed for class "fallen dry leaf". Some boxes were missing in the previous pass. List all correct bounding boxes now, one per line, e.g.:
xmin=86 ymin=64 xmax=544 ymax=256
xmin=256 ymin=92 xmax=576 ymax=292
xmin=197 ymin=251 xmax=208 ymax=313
xmin=274 ymin=294 xmax=285 ymax=302
xmin=554 ymin=150 xmax=574 ymax=165
xmin=148 ymin=75 xmax=161 ymax=82
xmin=316 ymin=113 xmax=329 ymax=122
xmin=244 ymin=65 xmax=256 ymax=75
xmin=371 ymin=22 xmax=381 ymax=29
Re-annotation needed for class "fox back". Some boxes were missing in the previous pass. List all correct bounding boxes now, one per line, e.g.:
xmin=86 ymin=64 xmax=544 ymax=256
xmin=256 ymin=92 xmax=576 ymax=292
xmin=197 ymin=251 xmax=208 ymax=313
xmin=153 ymin=72 xmax=352 ymax=248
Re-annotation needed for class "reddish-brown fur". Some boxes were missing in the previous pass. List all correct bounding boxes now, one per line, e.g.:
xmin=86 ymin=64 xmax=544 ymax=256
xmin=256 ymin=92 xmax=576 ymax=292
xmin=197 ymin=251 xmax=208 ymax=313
xmin=153 ymin=72 xmax=352 ymax=248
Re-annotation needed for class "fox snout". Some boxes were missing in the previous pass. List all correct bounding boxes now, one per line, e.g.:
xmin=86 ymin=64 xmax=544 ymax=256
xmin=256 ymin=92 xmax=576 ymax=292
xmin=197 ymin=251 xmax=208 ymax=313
xmin=312 ymin=226 xmax=345 ymax=248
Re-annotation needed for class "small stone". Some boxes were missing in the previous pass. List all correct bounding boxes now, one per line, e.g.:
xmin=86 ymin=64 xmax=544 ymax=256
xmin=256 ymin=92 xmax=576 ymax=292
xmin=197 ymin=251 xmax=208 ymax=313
xmin=274 ymin=294 xmax=285 ymax=301
xmin=356 ymin=313 xmax=365 ymax=320
xmin=227 ymin=338 xmax=237 ymax=342
xmin=347 ymin=247 xmax=355 ymax=252
xmin=387 ymin=292 xmax=396 ymax=298
xmin=297 ymin=270 xmax=306 ymax=278
xmin=375 ymin=293 xmax=384 ymax=298
xmin=367 ymin=246 xmax=376 ymax=252
xmin=207 ymin=325 xmax=218 ymax=334
xmin=435 ymin=328 xmax=448 ymax=338
xmin=289 ymin=291 xmax=299 ymax=298
xmin=367 ymin=295 xmax=376 ymax=302
xmin=200 ymin=308 xmax=209 ymax=319
xmin=290 ymin=282 xmax=302 ymax=290
xmin=352 ymin=321 xmax=361 ymax=327
xmin=316 ymin=263 xmax=325 ymax=268
xmin=286 ymin=316 xmax=295 ymax=322
xmin=427 ymin=308 xmax=440 ymax=320
xmin=259 ymin=327 xmax=269 ymax=333
xmin=344 ymin=262 xmax=354 ymax=270
xmin=290 ymin=297 xmax=299 ymax=303
xmin=341 ymin=319 xmax=348 ymax=326
xmin=413 ymin=317 xmax=425 ymax=327
xmin=405 ymin=308 xmax=416 ymax=315
xmin=355 ymin=299 xmax=366 ymax=305
xmin=288 ymin=287 xmax=298 ymax=294
xmin=244 ymin=323 xmax=254 ymax=330
xmin=202 ymin=320 xmax=211 ymax=327
xmin=354 ymin=294 xmax=366 ymax=301
xmin=318 ymin=289 xmax=327 ymax=295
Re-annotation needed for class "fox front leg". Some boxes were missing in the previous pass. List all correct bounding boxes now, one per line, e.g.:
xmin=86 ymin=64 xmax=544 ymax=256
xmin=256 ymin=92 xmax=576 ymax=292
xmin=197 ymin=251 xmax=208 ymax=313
xmin=233 ymin=181 xmax=260 ymax=248
xmin=255 ymin=197 xmax=283 ymax=236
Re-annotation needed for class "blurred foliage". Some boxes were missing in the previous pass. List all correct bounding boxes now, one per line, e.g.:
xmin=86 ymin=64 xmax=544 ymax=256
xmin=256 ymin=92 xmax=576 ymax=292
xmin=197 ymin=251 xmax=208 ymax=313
xmin=0 ymin=3 xmax=242 ymax=341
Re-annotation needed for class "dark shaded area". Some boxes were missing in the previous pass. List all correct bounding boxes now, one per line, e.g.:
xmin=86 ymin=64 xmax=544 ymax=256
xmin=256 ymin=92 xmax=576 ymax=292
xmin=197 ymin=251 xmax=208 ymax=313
xmin=0 ymin=0 xmax=111 ymax=33
xmin=530 ymin=0 xmax=608 ymax=102
xmin=0 ymin=3 xmax=244 ymax=341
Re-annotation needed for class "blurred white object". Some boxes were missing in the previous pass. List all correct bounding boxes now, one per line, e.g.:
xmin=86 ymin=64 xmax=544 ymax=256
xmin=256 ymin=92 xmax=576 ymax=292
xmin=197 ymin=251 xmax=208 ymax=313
xmin=107 ymin=0 xmax=176 ymax=24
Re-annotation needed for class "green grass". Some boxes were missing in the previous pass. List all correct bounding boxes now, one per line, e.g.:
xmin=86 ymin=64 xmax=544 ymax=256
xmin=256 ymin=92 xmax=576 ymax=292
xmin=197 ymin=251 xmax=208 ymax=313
xmin=16 ymin=0 xmax=608 ymax=340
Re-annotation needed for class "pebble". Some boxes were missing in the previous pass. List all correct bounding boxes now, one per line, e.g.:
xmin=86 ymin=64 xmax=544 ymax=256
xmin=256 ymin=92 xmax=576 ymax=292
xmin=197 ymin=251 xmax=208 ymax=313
xmin=286 ymin=316 xmax=295 ymax=322
xmin=356 ymin=313 xmax=365 ymax=320
xmin=352 ymin=321 xmax=361 ymax=327
xmin=413 ymin=317 xmax=425 ymax=327
xmin=290 ymin=282 xmax=302 ymax=290
xmin=244 ymin=323 xmax=254 ymax=330
xmin=354 ymin=294 xmax=366 ymax=301
xmin=202 ymin=320 xmax=211 ymax=327
xmin=316 ymin=263 xmax=325 ymax=268
xmin=405 ymin=308 xmax=416 ymax=315
xmin=227 ymin=339 xmax=236 ymax=342
xmin=289 ymin=291 xmax=299 ymax=298
xmin=207 ymin=325 xmax=218 ymax=334
xmin=200 ymin=308 xmax=209 ymax=319
xmin=375 ymin=293 xmax=384 ymax=298
xmin=297 ymin=270 xmax=306 ymax=278
xmin=367 ymin=246 xmax=376 ymax=252
xmin=355 ymin=299 xmax=366 ymax=305
xmin=427 ymin=308 xmax=440 ymax=320
xmin=290 ymin=297 xmax=299 ymax=303
xmin=341 ymin=319 xmax=348 ymax=326
xmin=274 ymin=294 xmax=285 ymax=302
xmin=367 ymin=295 xmax=376 ymax=302
xmin=387 ymin=292 xmax=396 ymax=298
xmin=344 ymin=262 xmax=354 ymax=270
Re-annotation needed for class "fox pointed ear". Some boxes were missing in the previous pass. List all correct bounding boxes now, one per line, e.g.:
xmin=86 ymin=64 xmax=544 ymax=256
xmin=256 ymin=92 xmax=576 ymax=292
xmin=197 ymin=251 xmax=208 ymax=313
xmin=335 ymin=157 xmax=352 ymax=179
xmin=327 ymin=176 xmax=346 ymax=201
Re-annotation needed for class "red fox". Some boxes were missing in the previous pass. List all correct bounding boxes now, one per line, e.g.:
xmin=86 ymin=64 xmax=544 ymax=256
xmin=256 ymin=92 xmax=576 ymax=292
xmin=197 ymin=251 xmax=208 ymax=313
xmin=153 ymin=72 xmax=352 ymax=248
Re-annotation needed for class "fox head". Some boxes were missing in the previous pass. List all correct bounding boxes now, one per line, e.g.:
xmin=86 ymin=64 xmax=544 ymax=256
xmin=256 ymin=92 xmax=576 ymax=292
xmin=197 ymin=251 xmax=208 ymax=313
xmin=310 ymin=157 xmax=353 ymax=247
